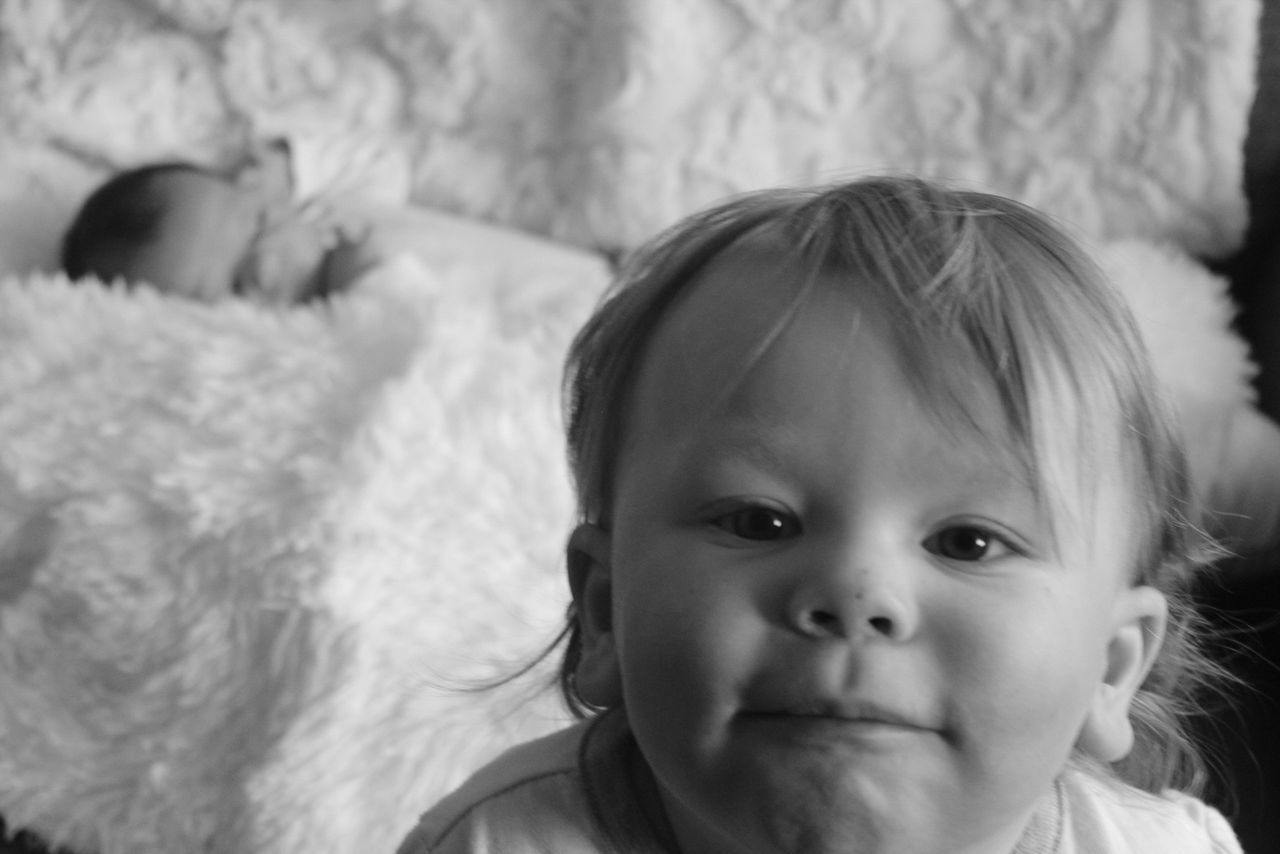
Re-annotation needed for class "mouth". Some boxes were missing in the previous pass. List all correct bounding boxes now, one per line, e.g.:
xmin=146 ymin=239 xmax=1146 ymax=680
xmin=742 ymin=701 xmax=935 ymax=733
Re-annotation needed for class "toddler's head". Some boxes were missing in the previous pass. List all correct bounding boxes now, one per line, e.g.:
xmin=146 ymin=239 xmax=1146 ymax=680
xmin=61 ymin=161 xmax=335 ymax=304
xmin=560 ymin=176 xmax=1219 ymax=853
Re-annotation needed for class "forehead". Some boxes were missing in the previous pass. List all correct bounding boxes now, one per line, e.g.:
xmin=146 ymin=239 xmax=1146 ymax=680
xmin=622 ymin=238 xmax=1138 ymax=547
xmin=649 ymin=241 xmax=804 ymax=371
xmin=631 ymin=238 xmax=994 ymax=434
xmin=627 ymin=241 xmax=997 ymax=471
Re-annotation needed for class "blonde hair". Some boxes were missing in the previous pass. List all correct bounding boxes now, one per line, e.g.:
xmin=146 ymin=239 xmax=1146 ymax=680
xmin=560 ymin=175 xmax=1222 ymax=795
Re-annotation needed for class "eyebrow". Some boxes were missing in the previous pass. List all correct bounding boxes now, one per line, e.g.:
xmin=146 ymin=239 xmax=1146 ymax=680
xmin=703 ymin=417 xmax=802 ymax=475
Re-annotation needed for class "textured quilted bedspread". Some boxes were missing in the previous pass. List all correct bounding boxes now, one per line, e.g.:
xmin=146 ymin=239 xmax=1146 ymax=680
xmin=0 ymin=0 xmax=1260 ymax=276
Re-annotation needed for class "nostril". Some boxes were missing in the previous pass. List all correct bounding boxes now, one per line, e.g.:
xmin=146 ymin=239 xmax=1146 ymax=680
xmin=805 ymin=609 xmax=842 ymax=636
xmin=868 ymin=615 xmax=894 ymax=636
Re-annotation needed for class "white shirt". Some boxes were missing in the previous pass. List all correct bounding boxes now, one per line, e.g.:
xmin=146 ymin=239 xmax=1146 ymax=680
xmin=396 ymin=713 xmax=1243 ymax=854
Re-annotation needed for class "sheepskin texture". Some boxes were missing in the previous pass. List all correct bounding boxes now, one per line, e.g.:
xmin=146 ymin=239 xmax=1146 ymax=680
xmin=0 ymin=0 xmax=1259 ymax=272
xmin=0 ymin=230 xmax=609 ymax=853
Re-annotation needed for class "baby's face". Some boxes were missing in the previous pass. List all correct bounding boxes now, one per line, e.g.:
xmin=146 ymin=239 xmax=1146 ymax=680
xmin=582 ymin=244 xmax=1165 ymax=853
xmin=130 ymin=171 xmax=330 ymax=304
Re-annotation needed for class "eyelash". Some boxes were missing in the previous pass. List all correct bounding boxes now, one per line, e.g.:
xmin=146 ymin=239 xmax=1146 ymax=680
xmin=921 ymin=524 xmax=1022 ymax=563
xmin=711 ymin=505 xmax=800 ymax=541
xmin=709 ymin=505 xmax=1022 ymax=563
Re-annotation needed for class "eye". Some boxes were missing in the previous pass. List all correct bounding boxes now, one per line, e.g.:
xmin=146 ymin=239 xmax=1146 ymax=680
xmin=922 ymin=525 xmax=1016 ymax=563
xmin=711 ymin=505 xmax=801 ymax=541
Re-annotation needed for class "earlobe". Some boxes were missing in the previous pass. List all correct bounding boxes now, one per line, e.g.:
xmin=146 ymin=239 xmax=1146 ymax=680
xmin=1078 ymin=586 xmax=1169 ymax=762
xmin=567 ymin=523 xmax=624 ymax=708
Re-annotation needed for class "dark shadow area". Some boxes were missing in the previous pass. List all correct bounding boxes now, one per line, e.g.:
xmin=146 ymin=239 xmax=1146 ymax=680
xmin=1193 ymin=559 xmax=1280 ymax=854
xmin=1197 ymin=3 xmax=1280 ymax=851
xmin=0 ymin=817 xmax=65 ymax=854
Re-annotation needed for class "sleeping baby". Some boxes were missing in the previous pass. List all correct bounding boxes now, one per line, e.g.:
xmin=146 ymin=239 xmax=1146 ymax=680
xmin=60 ymin=141 xmax=391 ymax=305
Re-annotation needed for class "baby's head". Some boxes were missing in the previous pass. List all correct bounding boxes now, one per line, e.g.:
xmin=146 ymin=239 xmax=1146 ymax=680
xmin=62 ymin=161 xmax=333 ymax=304
xmin=560 ymin=176 xmax=1219 ymax=852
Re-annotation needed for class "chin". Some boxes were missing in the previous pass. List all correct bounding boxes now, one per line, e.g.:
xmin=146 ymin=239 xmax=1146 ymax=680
xmin=701 ymin=777 xmax=933 ymax=854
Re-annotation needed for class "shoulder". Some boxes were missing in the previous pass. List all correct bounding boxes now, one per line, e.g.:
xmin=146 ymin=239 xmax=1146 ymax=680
xmin=395 ymin=722 xmax=605 ymax=854
xmin=1054 ymin=770 xmax=1242 ymax=854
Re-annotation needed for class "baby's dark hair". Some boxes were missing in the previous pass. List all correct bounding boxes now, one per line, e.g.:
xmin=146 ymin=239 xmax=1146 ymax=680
xmin=61 ymin=161 xmax=210 ymax=281
xmin=558 ymin=175 xmax=1229 ymax=797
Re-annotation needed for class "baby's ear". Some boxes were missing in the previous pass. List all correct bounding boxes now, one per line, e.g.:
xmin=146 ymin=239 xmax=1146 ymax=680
xmin=567 ymin=523 xmax=623 ymax=708
xmin=1078 ymin=586 xmax=1169 ymax=762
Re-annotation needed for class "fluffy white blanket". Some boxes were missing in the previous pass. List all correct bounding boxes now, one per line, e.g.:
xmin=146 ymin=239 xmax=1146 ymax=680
xmin=0 ymin=217 xmax=609 ymax=853
xmin=1093 ymin=241 xmax=1280 ymax=553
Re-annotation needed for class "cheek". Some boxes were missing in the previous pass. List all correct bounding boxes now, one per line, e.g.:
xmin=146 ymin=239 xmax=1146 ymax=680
xmin=614 ymin=561 xmax=727 ymax=692
xmin=610 ymin=544 xmax=763 ymax=723
xmin=937 ymin=586 xmax=1109 ymax=757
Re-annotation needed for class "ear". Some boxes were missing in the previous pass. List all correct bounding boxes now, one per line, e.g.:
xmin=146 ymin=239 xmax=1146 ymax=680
xmin=567 ymin=523 xmax=623 ymax=708
xmin=1078 ymin=586 xmax=1168 ymax=762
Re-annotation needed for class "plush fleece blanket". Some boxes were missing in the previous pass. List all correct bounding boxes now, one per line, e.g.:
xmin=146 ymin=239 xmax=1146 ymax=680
xmin=1093 ymin=240 xmax=1280 ymax=553
xmin=0 ymin=242 xmax=607 ymax=854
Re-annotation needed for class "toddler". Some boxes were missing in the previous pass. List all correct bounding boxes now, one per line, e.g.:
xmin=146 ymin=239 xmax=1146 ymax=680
xmin=60 ymin=143 xmax=384 ymax=305
xmin=396 ymin=176 xmax=1241 ymax=853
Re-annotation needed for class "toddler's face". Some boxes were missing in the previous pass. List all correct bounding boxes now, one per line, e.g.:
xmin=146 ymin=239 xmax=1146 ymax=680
xmin=129 ymin=171 xmax=331 ymax=304
xmin=576 ymin=244 xmax=1166 ymax=854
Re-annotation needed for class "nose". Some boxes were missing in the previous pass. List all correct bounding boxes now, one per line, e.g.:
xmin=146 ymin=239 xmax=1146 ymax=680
xmin=786 ymin=549 xmax=917 ymax=642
